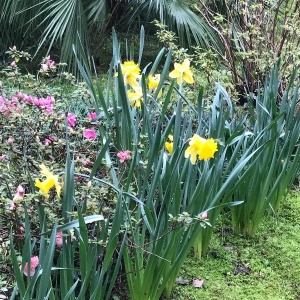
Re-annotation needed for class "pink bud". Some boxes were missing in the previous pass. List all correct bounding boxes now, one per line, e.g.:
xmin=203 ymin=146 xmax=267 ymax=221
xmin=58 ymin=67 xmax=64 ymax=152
xmin=41 ymin=64 xmax=48 ymax=71
xmin=56 ymin=231 xmax=63 ymax=248
xmin=44 ymin=136 xmax=54 ymax=146
xmin=0 ymin=154 xmax=7 ymax=161
xmin=9 ymin=202 xmax=16 ymax=210
xmin=7 ymin=137 xmax=14 ymax=144
xmin=88 ymin=112 xmax=97 ymax=120
xmin=11 ymin=61 xmax=16 ymax=68
xmin=22 ymin=256 xmax=39 ymax=277
xmin=12 ymin=46 xmax=17 ymax=51
xmin=201 ymin=211 xmax=208 ymax=220
xmin=13 ymin=185 xmax=25 ymax=201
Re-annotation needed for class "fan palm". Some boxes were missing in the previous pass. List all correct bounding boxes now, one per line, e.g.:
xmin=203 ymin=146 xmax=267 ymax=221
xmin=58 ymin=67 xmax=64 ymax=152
xmin=1 ymin=0 xmax=222 ymax=72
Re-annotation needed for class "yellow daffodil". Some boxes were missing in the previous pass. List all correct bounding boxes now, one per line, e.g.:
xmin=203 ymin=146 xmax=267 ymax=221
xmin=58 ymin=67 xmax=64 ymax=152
xmin=120 ymin=61 xmax=141 ymax=88
xmin=198 ymin=138 xmax=218 ymax=160
xmin=165 ymin=135 xmax=174 ymax=154
xmin=127 ymin=86 xmax=143 ymax=108
xmin=35 ymin=164 xmax=61 ymax=198
xmin=169 ymin=59 xmax=194 ymax=85
xmin=184 ymin=134 xmax=218 ymax=164
xmin=148 ymin=74 xmax=162 ymax=98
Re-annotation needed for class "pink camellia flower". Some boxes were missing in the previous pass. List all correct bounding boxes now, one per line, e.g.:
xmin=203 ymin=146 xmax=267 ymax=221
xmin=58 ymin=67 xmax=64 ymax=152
xmin=88 ymin=112 xmax=97 ymax=120
xmin=7 ymin=137 xmax=14 ymax=144
xmin=12 ymin=45 xmax=17 ymax=51
xmin=117 ymin=150 xmax=131 ymax=163
xmin=56 ymin=231 xmax=63 ymax=248
xmin=83 ymin=129 xmax=97 ymax=140
xmin=13 ymin=185 xmax=25 ymax=201
xmin=67 ymin=113 xmax=76 ymax=127
xmin=11 ymin=61 xmax=16 ymax=68
xmin=23 ymin=256 xmax=39 ymax=277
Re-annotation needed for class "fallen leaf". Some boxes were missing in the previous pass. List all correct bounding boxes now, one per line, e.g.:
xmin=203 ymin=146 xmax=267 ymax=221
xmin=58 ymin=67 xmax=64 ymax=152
xmin=193 ymin=278 xmax=204 ymax=288
xmin=175 ymin=276 xmax=190 ymax=285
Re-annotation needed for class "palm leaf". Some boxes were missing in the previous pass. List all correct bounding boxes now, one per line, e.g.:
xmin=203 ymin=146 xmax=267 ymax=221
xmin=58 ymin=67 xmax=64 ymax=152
xmin=129 ymin=0 xmax=224 ymax=52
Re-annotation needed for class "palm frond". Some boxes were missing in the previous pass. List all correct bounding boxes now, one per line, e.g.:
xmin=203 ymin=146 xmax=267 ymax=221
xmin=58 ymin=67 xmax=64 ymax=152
xmin=129 ymin=0 xmax=224 ymax=53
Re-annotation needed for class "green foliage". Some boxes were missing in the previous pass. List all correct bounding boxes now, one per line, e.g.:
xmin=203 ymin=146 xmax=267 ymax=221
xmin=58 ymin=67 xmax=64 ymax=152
xmin=0 ymin=0 xmax=222 ymax=73
xmin=77 ymin=27 xmax=300 ymax=299
xmin=196 ymin=0 xmax=300 ymax=96
xmin=77 ymin=27 xmax=251 ymax=299
xmin=153 ymin=21 xmax=235 ymax=101
xmin=231 ymin=66 xmax=300 ymax=235
xmin=1 ymin=24 xmax=300 ymax=300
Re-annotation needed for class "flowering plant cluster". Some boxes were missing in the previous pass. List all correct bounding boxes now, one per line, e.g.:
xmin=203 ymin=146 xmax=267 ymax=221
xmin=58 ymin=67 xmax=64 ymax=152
xmin=2 ymin=28 xmax=300 ymax=300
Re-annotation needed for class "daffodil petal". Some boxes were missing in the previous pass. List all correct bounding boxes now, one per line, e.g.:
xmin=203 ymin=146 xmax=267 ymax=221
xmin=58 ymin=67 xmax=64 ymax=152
xmin=55 ymin=182 xmax=62 ymax=196
xmin=198 ymin=139 xmax=218 ymax=160
xmin=165 ymin=141 xmax=173 ymax=154
xmin=182 ymin=59 xmax=190 ymax=71
xmin=169 ymin=70 xmax=181 ymax=79
xmin=184 ymin=148 xmax=197 ymax=165
xmin=183 ymin=70 xmax=194 ymax=84
xmin=126 ymin=75 xmax=140 ymax=88
xmin=36 ymin=165 xmax=62 ymax=198
xmin=39 ymin=164 xmax=53 ymax=178
xmin=174 ymin=62 xmax=185 ymax=72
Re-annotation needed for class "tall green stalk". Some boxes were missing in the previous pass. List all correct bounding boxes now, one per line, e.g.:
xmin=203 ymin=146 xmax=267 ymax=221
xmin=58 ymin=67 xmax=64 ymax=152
xmin=231 ymin=66 xmax=300 ymax=235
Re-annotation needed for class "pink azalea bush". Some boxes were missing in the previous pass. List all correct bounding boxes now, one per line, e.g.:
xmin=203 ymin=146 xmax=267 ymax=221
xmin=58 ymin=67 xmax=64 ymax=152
xmin=0 ymin=47 xmax=118 ymax=299
xmin=0 ymin=96 xmax=21 ymax=117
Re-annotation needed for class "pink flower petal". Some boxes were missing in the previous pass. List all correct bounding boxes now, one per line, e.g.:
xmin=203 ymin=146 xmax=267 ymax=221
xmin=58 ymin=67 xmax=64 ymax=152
xmin=88 ymin=112 xmax=97 ymax=120
xmin=193 ymin=278 xmax=204 ymax=288
xmin=117 ymin=150 xmax=131 ymax=163
xmin=56 ymin=231 xmax=63 ymax=247
xmin=67 ymin=113 xmax=76 ymax=127
xmin=83 ymin=129 xmax=97 ymax=140
xmin=13 ymin=185 xmax=25 ymax=201
xmin=22 ymin=256 xmax=39 ymax=277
